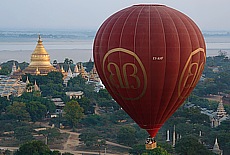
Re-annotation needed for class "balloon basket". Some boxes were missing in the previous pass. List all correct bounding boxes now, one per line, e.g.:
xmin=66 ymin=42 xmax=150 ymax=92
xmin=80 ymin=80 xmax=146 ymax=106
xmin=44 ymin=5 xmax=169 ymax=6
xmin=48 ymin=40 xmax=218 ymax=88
xmin=145 ymin=137 xmax=157 ymax=150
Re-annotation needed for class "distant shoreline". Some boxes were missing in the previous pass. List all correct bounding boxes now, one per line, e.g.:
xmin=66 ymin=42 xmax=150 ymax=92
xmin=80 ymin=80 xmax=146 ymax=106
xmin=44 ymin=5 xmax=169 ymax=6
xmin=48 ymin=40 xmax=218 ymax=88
xmin=1 ymin=31 xmax=230 ymax=64
xmin=0 ymin=48 xmax=93 ymax=64
xmin=0 ymin=48 xmax=229 ymax=64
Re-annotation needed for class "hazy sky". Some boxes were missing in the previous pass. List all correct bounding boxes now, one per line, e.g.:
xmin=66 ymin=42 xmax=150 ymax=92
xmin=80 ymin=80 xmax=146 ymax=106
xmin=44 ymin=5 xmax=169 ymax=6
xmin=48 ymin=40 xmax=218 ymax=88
xmin=0 ymin=0 xmax=229 ymax=31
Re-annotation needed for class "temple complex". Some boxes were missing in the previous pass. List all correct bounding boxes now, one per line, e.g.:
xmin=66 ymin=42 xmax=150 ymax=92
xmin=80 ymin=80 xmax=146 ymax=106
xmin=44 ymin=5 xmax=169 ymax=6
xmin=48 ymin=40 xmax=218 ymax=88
xmin=211 ymin=98 xmax=228 ymax=127
xmin=0 ymin=75 xmax=27 ymax=99
xmin=9 ymin=36 xmax=100 ymax=84
xmin=4 ymin=35 xmax=104 ymax=99
xmin=22 ymin=35 xmax=56 ymax=75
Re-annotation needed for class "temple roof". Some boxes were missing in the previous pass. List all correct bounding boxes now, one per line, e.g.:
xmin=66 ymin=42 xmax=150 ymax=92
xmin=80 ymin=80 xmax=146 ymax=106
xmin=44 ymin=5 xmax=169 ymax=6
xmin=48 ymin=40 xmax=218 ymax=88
xmin=74 ymin=64 xmax=79 ymax=73
xmin=217 ymin=99 xmax=227 ymax=118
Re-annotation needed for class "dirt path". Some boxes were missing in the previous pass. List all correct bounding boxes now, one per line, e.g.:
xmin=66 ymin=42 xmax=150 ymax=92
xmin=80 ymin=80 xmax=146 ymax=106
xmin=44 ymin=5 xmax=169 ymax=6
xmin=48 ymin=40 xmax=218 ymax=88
xmin=60 ymin=129 xmax=132 ymax=150
xmin=106 ymin=141 xmax=132 ymax=149
xmin=36 ymin=121 xmax=132 ymax=153
xmin=62 ymin=132 xmax=80 ymax=150
xmin=35 ymin=122 xmax=81 ymax=151
xmin=60 ymin=129 xmax=80 ymax=151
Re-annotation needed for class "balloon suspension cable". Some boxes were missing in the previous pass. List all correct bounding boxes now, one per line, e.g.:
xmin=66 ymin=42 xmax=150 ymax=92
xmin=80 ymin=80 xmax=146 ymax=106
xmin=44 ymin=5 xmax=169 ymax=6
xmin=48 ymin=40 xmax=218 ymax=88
xmin=145 ymin=136 xmax=157 ymax=150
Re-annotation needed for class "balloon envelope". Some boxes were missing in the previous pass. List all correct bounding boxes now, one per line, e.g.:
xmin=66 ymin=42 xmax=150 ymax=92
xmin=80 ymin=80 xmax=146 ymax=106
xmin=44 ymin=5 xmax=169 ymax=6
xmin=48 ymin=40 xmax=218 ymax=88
xmin=93 ymin=4 xmax=206 ymax=137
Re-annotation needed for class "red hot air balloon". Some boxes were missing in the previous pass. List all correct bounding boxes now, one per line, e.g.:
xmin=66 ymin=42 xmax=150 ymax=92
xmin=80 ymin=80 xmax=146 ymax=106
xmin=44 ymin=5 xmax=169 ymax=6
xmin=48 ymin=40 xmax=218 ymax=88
xmin=93 ymin=4 xmax=206 ymax=145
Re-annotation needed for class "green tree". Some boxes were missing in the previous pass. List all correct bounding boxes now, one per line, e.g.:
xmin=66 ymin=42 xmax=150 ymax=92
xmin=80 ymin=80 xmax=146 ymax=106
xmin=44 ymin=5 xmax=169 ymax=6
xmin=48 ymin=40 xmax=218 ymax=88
xmin=46 ymin=71 xmax=63 ymax=84
xmin=67 ymin=76 xmax=86 ymax=90
xmin=109 ymin=109 xmax=132 ymax=124
xmin=22 ymin=71 xmax=64 ymax=97
xmin=143 ymin=147 xmax=170 ymax=155
xmin=84 ymin=61 xmax=94 ymax=72
xmin=63 ymin=100 xmax=84 ymax=130
xmin=64 ymin=58 xmax=70 ymax=64
xmin=130 ymin=145 xmax=170 ymax=155
xmin=14 ymin=140 xmax=51 ymax=155
xmin=18 ymin=61 xmax=29 ymax=70
xmin=4 ymin=149 xmax=11 ymax=155
xmin=53 ymin=60 xmax=57 ymax=65
xmin=14 ymin=126 xmax=34 ymax=142
xmin=79 ymin=131 xmax=100 ymax=147
xmin=6 ymin=102 xmax=31 ymax=121
xmin=217 ymin=120 xmax=230 ymax=132
xmin=14 ymin=140 xmax=73 ymax=155
xmin=0 ymin=66 xmax=10 ymax=75
xmin=98 ymin=89 xmax=112 ymax=100
xmin=80 ymin=114 xmax=106 ymax=127
xmin=77 ymin=97 xmax=95 ymax=114
xmin=175 ymin=135 xmax=215 ymax=155
xmin=0 ymin=96 xmax=10 ymax=113
xmin=40 ymin=83 xmax=64 ymax=97
xmin=69 ymin=59 xmax=73 ymax=64
xmin=66 ymin=75 xmax=97 ymax=99
xmin=97 ymin=98 xmax=118 ymax=113
xmin=14 ymin=92 xmax=56 ymax=113
xmin=37 ymin=128 xmax=61 ymax=144
xmin=117 ymin=126 xmax=137 ymax=146
xmin=26 ymin=101 xmax=47 ymax=122
xmin=129 ymin=144 xmax=145 ymax=155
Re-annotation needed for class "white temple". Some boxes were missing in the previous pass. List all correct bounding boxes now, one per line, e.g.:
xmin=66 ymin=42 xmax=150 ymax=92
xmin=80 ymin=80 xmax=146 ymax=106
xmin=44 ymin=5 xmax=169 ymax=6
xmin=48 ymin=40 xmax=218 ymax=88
xmin=212 ymin=138 xmax=223 ymax=155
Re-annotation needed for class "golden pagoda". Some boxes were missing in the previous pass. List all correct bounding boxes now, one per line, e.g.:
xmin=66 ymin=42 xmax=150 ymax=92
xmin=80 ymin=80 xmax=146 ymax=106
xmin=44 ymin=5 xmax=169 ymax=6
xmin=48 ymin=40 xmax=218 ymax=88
xmin=23 ymin=35 xmax=56 ymax=75
xmin=79 ymin=63 xmax=88 ymax=79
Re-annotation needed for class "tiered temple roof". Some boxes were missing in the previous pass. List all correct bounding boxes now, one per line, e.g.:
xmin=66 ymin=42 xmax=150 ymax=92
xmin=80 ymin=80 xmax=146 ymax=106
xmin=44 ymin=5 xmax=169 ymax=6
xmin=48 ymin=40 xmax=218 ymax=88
xmin=216 ymin=100 xmax=227 ymax=118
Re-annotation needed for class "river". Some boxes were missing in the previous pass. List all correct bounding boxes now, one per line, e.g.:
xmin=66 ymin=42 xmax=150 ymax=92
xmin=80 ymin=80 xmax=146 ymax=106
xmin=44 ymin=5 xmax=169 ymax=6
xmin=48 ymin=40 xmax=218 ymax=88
xmin=0 ymin=30 xmax=229 ymax=63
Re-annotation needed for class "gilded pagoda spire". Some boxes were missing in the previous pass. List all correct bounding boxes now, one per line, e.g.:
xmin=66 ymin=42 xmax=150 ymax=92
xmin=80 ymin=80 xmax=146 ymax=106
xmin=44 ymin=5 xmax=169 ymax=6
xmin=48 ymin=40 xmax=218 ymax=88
xmin=60 ymin=66 xmax=65 ymax=73
xmin=17 ymin=66 xmax=21 ymax=71
xmin=74 ymin=64 xmax=79 ymax=73
xmin=23 ymin=35 xmax=56 ymax=75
